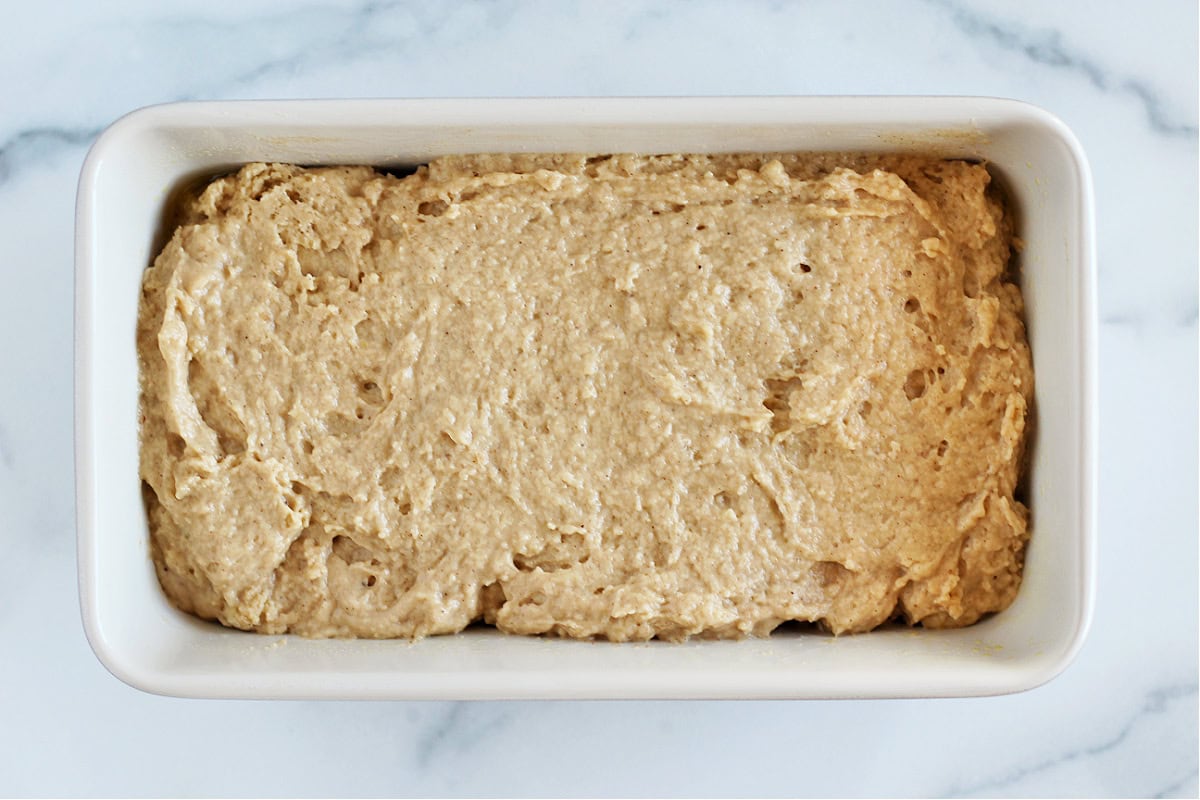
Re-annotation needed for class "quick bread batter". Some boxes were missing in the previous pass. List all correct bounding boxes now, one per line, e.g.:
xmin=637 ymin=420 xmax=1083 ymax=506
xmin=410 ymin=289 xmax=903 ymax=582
xmin=137 ymin=154 xmax=1033 ymax=640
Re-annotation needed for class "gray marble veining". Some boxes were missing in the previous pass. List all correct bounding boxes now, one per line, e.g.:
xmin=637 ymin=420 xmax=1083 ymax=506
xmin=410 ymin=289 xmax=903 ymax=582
xmin=945 ymin=683 xmax=1200 ymax=797
xmin=927 ymin=0 xmax=1197 ymax=136
xmin=0 ymin=125 xmax=101 ymax=185
xmin=0 ymin=0 xmax=1195 ymax=796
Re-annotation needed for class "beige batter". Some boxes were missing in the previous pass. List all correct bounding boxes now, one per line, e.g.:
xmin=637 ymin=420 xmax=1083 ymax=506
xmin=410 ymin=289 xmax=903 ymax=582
xmin=138 ymin=153 xmax=1033 ymax=640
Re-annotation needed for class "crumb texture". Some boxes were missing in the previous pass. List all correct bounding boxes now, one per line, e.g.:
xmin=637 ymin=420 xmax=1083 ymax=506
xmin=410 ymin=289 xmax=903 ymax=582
xmin=138 ymin=154 xmax=1033 ymax=640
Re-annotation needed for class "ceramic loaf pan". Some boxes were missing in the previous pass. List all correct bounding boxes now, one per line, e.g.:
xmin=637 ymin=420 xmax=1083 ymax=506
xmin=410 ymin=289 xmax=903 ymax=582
xmin=75 ymin=97 xmax=1096 ymax=699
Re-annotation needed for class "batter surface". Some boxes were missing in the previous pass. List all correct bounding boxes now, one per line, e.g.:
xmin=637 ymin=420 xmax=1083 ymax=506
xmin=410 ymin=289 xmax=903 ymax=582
xmin=138 ymin=154 xmax=1033 ymax=640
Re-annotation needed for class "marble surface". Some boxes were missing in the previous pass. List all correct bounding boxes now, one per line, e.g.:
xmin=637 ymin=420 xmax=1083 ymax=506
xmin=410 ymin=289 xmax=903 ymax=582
xmin=1 ymin=0 xmax=1196 ymax=796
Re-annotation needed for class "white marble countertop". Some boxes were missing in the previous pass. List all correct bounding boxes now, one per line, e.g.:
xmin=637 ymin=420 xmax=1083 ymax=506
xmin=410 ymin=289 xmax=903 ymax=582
xmin=1 ymin=1 xmax=1195 ymax=796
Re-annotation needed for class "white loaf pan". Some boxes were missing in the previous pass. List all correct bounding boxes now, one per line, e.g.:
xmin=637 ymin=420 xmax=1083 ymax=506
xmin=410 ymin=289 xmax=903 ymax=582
xmin=75 ymin=97 xmax=1096 ymax=700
